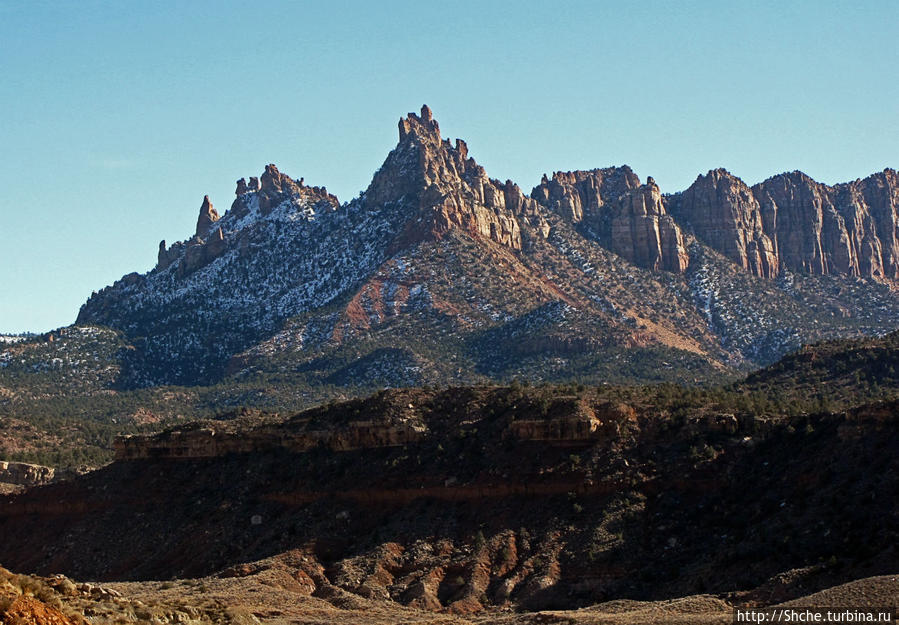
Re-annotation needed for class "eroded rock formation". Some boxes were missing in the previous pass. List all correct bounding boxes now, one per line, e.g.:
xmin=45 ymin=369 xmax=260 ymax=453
xmin=753 ymin=169 xmax=899 ymax=280
xmin=195 ymin=195 xmax=220 ymax=238
xmin=370 ymin=105 xmax=534 ymax=251
xmin=674 ymin=169 xmax=779 ymax=278
xmin=531 ymin=168 xmax=689 ymax=272
xmin=0 ymin=461 xmax=54 ymax=488
xmin=610 ymin=178 xmax=690 ymax=272
xmin=673 ymin=168 xmax=899 ymax=281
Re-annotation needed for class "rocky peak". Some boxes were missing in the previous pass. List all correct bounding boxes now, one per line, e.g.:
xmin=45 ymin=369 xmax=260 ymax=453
xmin=369 ymin=105 xmax=527 ymax=251
xmin=531 ymin=167 xmax=642 ymax=224
xmin=751 ymin=169 xmax=899 ymax=281
xmin=241 ymin=163 xmax=339 ymax=215
xmin=608 ymin=179 xmax=689 ymax=272
xmin=195 ymin=195 xmax=220 ymax=238
xmin=674 ymin=169 xmax=778 ymax=278
xmin=531 ymin=168 xmax=687 ymax=272
xmin=260 ymin=164 xmax=283 ymax=193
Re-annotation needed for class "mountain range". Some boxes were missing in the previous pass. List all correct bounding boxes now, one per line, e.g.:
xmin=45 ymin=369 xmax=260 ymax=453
xmin=66 ymin=105 xmax=898 ymax=392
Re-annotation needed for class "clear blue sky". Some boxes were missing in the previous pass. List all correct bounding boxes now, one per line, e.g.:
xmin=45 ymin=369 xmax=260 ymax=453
xmin=2 ymin=0 xmax=897 ymax=333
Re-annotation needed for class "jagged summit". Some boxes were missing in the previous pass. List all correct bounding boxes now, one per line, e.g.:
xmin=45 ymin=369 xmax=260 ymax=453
xmin=397 ymin=104 xmax=441 ymax=143
xmin=368 ymin=105 xmax=544 ymax=252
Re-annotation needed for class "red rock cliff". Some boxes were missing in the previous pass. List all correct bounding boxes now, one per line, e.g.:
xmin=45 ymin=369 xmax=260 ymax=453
xmin=368 ymin=105 xmax=532 ymax=251
xmin=531 ymin=168 xmax=689 ymax=272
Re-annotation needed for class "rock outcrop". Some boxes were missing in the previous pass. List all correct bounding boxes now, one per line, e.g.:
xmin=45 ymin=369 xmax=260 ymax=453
xmin=239 ymin=163 xmax=339 ymax=217
xmin=370 ymin=105 xmax=531 ymax=251
xmin=531 ymin=168 xmax=689 ymax=272
xmin=195 ymin=195 xmax=220 ymax=238
xmin=753 ymin=169 xmax=899 ymax=280
xmin=506 ymin=400 xmax=635 ymax=442
xmin=155 ymin=239 xmax=184 ymax=272
xmin=673 ymin=169 xmax=779 ymax=278
xmin=673 ymin=168 xmax=899 ymax=281
xmin=531 ymin=167 xmax=640 ymax=228
xmin=114 ymin=419 xmax=429 ymax=459
xmin=114 ymin=392 xmax=637 ymax=461
xmin=609 ymin=178 xmax=690 ymax=272
xmin=155 ymin=196 xmax=229 ymax=275
xmin=156 ymin=239 xmax=172 ymax=270
xmin=0 ymin=461 xmax=54 ymax=488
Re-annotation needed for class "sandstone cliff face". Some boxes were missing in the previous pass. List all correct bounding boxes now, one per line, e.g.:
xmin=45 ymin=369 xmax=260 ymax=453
xmin=531 ymin=168 xmax=689 ymax=272
xmin=530 ymin=167 xmax=640 ymax=228
xmin=753 ymin=169 xmax=899 ymax=280
xmin=673 ymin=169 xmax=779 ymax=278
xmin=609 ymin=178 xmax=690 ymax=272
xmin=674 ymin=168 xmax=899 ymax=281
xmin=368 ymin=105 xmax=533 ymax=251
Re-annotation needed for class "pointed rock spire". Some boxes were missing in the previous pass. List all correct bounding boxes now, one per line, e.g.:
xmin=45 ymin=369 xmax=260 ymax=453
xmin=157 ymin=240 xmax=170 ymax=270
xmin=260 ymin=164 xmax=282 ymax=193
xmin=195 ymin=195 xmax=220 ymax=238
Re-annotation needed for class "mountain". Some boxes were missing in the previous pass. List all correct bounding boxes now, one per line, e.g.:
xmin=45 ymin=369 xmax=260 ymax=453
xmin=67 ymin=105 xmax=899 ymax=392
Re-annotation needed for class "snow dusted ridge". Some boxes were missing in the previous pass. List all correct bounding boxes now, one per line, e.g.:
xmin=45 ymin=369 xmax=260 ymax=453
xmin=76 ymin=127 xmax=432 ymax=386
xmin=0 ymin=326 xmax=126 ymax=393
